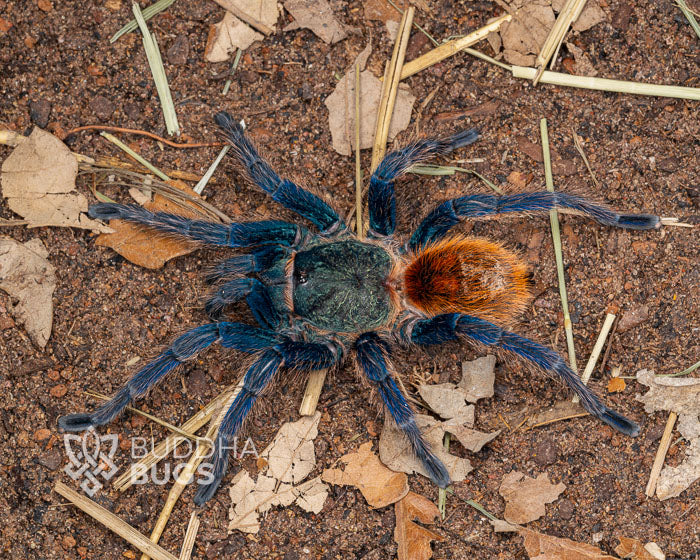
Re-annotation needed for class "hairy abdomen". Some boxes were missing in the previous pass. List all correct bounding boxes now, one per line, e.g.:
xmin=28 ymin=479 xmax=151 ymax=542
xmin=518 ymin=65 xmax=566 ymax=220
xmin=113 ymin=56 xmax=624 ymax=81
xmin=404 ymin=236 xmax=530 ymax=324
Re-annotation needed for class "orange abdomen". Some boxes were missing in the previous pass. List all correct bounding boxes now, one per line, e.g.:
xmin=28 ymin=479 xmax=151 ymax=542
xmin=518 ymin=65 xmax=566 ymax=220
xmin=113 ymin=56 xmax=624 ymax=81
xmin=404 ymin=236 xmax=531 ymax=324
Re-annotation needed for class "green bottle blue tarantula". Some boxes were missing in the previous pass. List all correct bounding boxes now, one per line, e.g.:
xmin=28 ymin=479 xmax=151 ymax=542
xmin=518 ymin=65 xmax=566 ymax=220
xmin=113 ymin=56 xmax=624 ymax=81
xmin=59 ymin=112 xmax=660 ymax=504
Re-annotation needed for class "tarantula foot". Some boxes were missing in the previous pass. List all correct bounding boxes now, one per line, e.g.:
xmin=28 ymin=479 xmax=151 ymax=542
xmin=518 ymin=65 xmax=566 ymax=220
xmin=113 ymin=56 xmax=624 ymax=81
xmin=214 ymin=111 xmax=242 ymax=135
xmin=58 ymin=413 xmax=96 ymax=432
xmin=617 ymin=213 xmax=660 ymax=230
xmin=421 ymin=452 xmax=451 ymax=489
xmin=88 ymin=203 xmax=126 ymax=221
xmin=597 ymin=406 xmax=640 ymax=437
xmin=193 ymin=476 xmax=223 ymax=506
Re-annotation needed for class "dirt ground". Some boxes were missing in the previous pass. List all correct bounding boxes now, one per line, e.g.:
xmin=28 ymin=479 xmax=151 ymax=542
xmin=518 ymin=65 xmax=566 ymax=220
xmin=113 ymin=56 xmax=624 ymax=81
xmin=1 ymin=0 xmax=699 ymax=558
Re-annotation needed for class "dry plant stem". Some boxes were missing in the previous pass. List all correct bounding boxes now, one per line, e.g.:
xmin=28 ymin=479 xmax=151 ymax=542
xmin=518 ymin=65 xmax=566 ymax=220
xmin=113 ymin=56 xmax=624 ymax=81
xmin=370 ymin=7 xmax=414 ymax=171
xmin=65 ymin=126 xmax=224 ymax=148
xmin=355 ymin=62 xmax=363 ymax=240
xmin=178 ymin=512 xmax=200 ymax=560
xmin=399 ymin=14 xmax=511 ymax=80
xmin=113 ymin=384 xmax=238 ymax=491
xmin=101 ymin=132 xmax=170 ymax=182
xmin=54 ymin=482 xmax=178 ymax=560
xmin=533 ymin=0 xmax=589 ymax=84
xmin=572 ymin=131 xmax=599 ymax=188
xmin=299 ymin=369 xmax=328 ymax=416
xmin=211 ymin=0 xmax=274 ymax=35
xmin=540 ymin=118 xmax=578 ymax=373
xmin=512 ymin=66 xmax=700 ymax=100
xmin=646 ymin=412 xmax=678 ymax=497
xmin=572 ymin=313 xmax=615 ymax=403
xmin=527 ymin=412 xmax=589 ymax=430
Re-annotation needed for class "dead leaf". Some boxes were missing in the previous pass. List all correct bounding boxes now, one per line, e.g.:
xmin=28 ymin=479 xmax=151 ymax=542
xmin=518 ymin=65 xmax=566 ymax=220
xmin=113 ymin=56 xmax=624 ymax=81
xmin=283 ymin=0 xmax=347 ymax=44
xmin=0 ymin=237 xmax=56 ymax=348
xmin=394 ymin=492 xmax=443 ymax=560
xmin=607 ymin=377 xmax=626 ymax=393
xmin=379 ymin=414 xmax=472 ymax=483
xmin=499 ymin=471 xmax=565 ymax=524
xmin=615 ymin=536 xmax=664 ymax=560
xmin=515 ymin=135 xmax=579 ymax=176
xmin=418 ymin=383 xmax=474 ymax=423
xmin=519 ymin=526 xmax=618 ymax=560
xmin=364 ymin=0 xmax=407 ymax=23
xmin=205 ymin=12 xmax=263 ymax=62
xmin=636 ymin=369 xmax=700 ymax=500
xmin=500 ymin=3 xmax=555 ymax=66
xmin=95 ymin=181 xmax=202 ymax=269
xmin=460 ymin=355 xmax=496 ymax=403
xmin=325 ymin=46 xmax=416 ymax=156
xmin=322 ymin=441 xmax=409 ymax=508
xmin=490 ymin=518 xmax=520 ymax=532
xmin=228 ymin=412 xmax=329 ymax=533
xmin=571 ymin=0 xmax=607 ymax=32
xmin=445 ymin=423 xmax=501 ymax=452
xmin=565 ymin=42 xmax=598 ymax=76
xmin=1 ymin=128 xmax=106 ymax=231
xmin=218 ymin=0 xmax=279 ymax=29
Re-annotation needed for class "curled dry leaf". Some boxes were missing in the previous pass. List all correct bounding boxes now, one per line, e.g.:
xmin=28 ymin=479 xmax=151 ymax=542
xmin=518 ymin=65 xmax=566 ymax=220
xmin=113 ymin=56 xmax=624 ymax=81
xmin=94 ymin=180 xmax=203 ymax=269
xmin=499 ymin=471 xmax=566 ymax=524
xmin=636 ymin=369 xmax=700 ymax=500
xmin=1 ymin=128 xmax=106 ymax=232
xmin=615 ymin=536 xmax=664 ymax=560
xmin=322 ymin=441 xmax=409 ymax=508
xmin=324 ymin=44 xmax=416 ymax=156
xmin=283 ymin=0 xmax=347 ymax=44
xmin=228 ymin=412 xmax=329 ymax=534
xmin=379 ymin=414 xmax=472 ymax=483
xmin=394 ymin=492 xmax=443 ymax=560
xmin=0 ymin=237 xmax=56 ymax=348
xmin=518 ymin=527 xmax=617 ymax=560
xmin=205 ymin=11 xmax=263 ymax=62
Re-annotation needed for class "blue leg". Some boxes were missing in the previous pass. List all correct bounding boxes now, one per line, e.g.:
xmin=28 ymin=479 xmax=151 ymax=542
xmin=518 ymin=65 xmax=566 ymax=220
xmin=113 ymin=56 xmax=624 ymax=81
xmin=194 ymin=338 xmax=342 ymax=504
xmin=89 ymin=203 xmax=306 ymax=248
xmin=409 ymin=191 xmax=660 ymax=250
xmin=204 ymin=278 xmax=281 ymax=328
xmin=57 ymin=323 xmax=282 ymax=432
xmin=215 ymin=112 xmax=344 ymax=235
xmin=355 ymin=332 xmax=450 ymax=487
xmin=206 ymin=246 xmax=291 ymax=283
xmin=368 ymin=129 xmax=479 ymax=238
xmin=404 ymin=313 xmax=640 ymax=436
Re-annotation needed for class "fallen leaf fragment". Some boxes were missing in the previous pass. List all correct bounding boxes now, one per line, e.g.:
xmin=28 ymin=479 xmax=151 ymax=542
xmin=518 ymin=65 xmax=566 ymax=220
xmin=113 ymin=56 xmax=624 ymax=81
xmin=228 ymin=412 xmax=329 ymax=534
xmin=499 ymin=471 xmax=565 ymax=524
xmin=519 ymin=527 xmax=617 ymax=560
xmin=324 ymin=44 xmax=415 ymax=156
xmin=1 ymin=128 xmax=106 ymax=231
xmin=379 ymin=415 xmax=472 ymax=483
xmin=394 ymin=492 xmax=443 ymax=560
xmin=445 ymin=423 xmax=500 ymax=452
xmin=95 ymin=180 xmax=202 ymax=269
xmin=0 ymin=237 xmax=56 ymax=348
xmin=322 ymin=441 xmax=408 ymax=508
xmin=615 ymin=536 xmax=664 ymax=560
xmin=459 ymin=355 xmax=496 ymax=403
xmin=636 ymin=369 xmax=700 ymax=500
xmin=565 ymin=42 xmax=598 ymax=76
xmin=607 ymin=377 xmax=626 ymax=393
xmin=218 ymin=0 xmax=279 ymax=29
xmin=418 ymin=383 xmax=474 ymax=423
xmin=205 ymin=12 xmax=263 ymax=62
xmin=500 ymin=3 xmax=555 ymax=66
xmin=283 ymin=0 xmax=347 ymax=44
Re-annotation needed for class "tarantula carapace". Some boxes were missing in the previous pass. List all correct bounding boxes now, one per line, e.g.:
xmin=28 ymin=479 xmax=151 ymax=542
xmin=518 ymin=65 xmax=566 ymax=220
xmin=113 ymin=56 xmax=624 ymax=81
xmin=58 ymin=112 xmax=660 ymax=504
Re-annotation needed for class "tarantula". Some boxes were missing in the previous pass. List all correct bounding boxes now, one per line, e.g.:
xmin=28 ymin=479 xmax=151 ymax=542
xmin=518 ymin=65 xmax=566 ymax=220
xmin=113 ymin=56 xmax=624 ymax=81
xmin=58 ymin=112 xmax=660 ymax=504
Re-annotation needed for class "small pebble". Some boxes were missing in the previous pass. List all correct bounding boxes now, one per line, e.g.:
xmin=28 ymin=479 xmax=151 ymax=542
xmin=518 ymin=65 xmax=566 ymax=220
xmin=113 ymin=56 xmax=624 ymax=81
xmin=618 ymin=305 xmax=649 ymax=332
xmin=90 ymin=95 xmax=115 ymax=120
xmin=29 ymin=99 xmax=51 ymax=128
xmin=167 ymin=34 xmax=189 ymax=65
xmin=34 ymin=428 xmax=51 ymax=441
xmin=533 ymin=437 xmax=559 ymax=467
xmin=557 ymin=499 xmax=574 ymax=520
xmin=38 ymin=448 xmax=62 ymax=470
xmin=50 ymin=384 xmax=68 ymax=398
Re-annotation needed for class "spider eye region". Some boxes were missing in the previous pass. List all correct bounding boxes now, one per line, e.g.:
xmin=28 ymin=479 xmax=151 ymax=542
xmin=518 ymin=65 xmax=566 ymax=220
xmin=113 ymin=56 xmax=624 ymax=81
xmin=292 ymin=240 xmax=393 ymax=332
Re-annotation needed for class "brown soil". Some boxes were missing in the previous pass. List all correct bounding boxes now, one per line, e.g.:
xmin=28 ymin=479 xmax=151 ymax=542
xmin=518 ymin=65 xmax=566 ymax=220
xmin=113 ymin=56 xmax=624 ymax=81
xmin=0 ymin=1 xmax=698 ymax=559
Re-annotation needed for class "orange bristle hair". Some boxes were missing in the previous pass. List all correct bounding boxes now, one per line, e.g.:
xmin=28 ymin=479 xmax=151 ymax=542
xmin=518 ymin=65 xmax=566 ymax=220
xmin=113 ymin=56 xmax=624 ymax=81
xmin=404 ymin=235 xmax=531 ymax=324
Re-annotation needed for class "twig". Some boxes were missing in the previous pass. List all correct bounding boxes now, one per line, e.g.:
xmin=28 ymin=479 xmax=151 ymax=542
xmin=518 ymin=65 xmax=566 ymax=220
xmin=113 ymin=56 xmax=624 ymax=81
xmin=541 ymin=118 xmax=577 ymax=373
xmin=371 ymin=6 xmax=414 ymax=171
xmin=111 ymin=0 xmax=178 ymax=43
xmin=527 ymin=412 xmax=589 ymax=430
xmin=674 ymin=0 xmax=700 ymax=40
xmin=354 ymin=62 xmax=363 ymax=240
xmin=299 ymin=370 xmax=328 ymax=416
xmin=178 ymin=512 xmax=200 ymax=560
xmin=398 ymin=14 xmax=511 ymax=81
xmin=100 ymin=132 xmax=170 ymax=181
xmin=656 ymin=358 xmax=700 ymax=378
xmin=65 ymin=126 xmax=223 ymax=148
xmin=572 ymin=313 xmax=616 ymax=403
xmin=645 ymin=412 xmax=678 ymax=498
xmin=54 ymin=482 xmax=178 ymax=560
xmin=222 ymin=48 xmax=243 ymax=96
xmin=193 ymin=145 xmax=230 ymax=195
xmin=572 ymin=130 xmax=599 ymax=188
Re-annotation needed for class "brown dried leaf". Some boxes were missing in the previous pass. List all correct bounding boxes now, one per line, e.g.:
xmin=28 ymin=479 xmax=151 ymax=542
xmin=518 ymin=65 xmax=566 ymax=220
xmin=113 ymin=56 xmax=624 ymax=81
xmin=565 ymin=42 xmax=598 ymax=76
xmin=499 ymin=471 xmax=565 ymax=524
xmin=364 ymin=0 xmax=407 ymax=23
xmin=0 ymin=237 xmax=55 ymax=348
xmin=607 ymin=377 xmax=626 ymax=393
xmin=636 ymin=369 xmax=700 ymax=500
xmin=218 ymin=0 xmax=279 ymax=28
xmin=1 ymin=128 xmax=106 ymax=231
xmin=571 ymin=0 xmax=607 ymax=32
xmin=500 ymin=3 xmax=555 ymax=65
xmin=445 ymin=423 xmax=500 ymax=452
xmin=205 ymin=12 xmax=263 ymax=63
xmin=519 ymin=527 xmax=618 ymax=559
xmin=95 ymin=180 xmax=201 ymax=269
xmin=459 ymin=355 xmax=496 ymax=403
xmin=322 ymin=441 xmax=409 ymax=508
xmin=379 ymin=415 xmax=472 ymax=483
xmin=394 ymin=492 xmax=443 ymax=560
xmin=229 ymin=413 xmax=328 ymax=534
xmin=283 ymin=0 xmax=347 ymax=44
xmin=418 ymin=383 xmax=474 ymax=422
xmin=614 ymin=536 xmax=663 ymax=560
xmin=324 ymin=47 xmax=415 ymax=156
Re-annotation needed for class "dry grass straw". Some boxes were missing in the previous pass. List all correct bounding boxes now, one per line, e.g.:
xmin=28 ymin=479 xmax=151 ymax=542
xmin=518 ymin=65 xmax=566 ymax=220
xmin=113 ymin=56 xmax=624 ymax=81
xmin=193 ymin=145 xmax=230 ymax=195
xmin=645 ymin=412 xmax=678 ymax=497
xmin=675 ymin=0 xmax=700 ymax=39
xmin=370 ymin=6 xmax=414 ymax=171
xmin=54 ymin=482 xmax=178 ymax=560
xmin=540 ymin=118 xmax=578 ymax=373
xmin=111 ymin=0 xmax=178 ymax=43
xmin=533 ymin=0 xmax=588 ymax=84
xmin=299 ymin=369 xmax=328 ymax=416
xmin=572 ymin=312 xmax=615 ymax=403
xmin=178 ymin=512 xmax=200 ymax=560
xmin=398 ymin=14 xmax=511 ymax=81
xmin=100 ymin=132 xmax=171 ymax=181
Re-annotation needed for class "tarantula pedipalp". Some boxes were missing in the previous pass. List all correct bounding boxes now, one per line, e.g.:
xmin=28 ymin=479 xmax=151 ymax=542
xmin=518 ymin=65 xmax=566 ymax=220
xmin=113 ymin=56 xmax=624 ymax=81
xmin=58 ymin=112 xmax=660 ymax=505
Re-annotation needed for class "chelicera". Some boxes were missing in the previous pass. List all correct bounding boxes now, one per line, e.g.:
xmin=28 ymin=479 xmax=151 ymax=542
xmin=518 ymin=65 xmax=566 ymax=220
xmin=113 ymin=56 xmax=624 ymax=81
xmin=58 ymin=112 xmax=659 ymax=504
